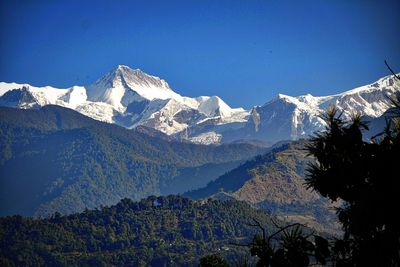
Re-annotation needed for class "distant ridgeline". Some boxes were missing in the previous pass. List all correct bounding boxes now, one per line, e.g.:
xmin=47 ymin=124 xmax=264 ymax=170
xmin=184 ymin=105 xmax=392 ymax=234
xmin=0 ymin=195 xmax=276 ymax=266
xmin=185 ymin=140 xmax=341 ymax=234
xmin=0 ymin=106 xmax=266 ymax=216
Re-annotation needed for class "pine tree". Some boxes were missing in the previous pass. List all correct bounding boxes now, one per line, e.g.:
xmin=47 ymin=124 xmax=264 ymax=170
xmin=306 ymin=91 xmax=400 ymax=266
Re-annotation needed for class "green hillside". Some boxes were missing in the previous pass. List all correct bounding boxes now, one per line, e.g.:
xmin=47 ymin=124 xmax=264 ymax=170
xmin=186 ymin=141 xmax=339 ymax=233
xmin=0 ymin=106 xmax=265 ymax=216
xmin=0 ymin=195 xmax=276 ymax=267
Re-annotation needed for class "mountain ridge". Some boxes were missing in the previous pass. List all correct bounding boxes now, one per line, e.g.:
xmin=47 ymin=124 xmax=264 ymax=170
xmin=1 ymin=67 xmax=398 ymax=144
xmin=0 ymin=105 xmax=266 ymax=216
xmin=185 ymin=140 xmax=340 ymax=233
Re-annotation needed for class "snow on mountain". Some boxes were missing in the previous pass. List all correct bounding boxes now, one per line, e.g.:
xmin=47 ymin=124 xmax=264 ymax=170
xmin=222 ymin=74 xmax=399 ymax=144
xmin=197 ymin=96 xmax=231 ymax=118
xmin=0 ymin=66 xmax=398 ymax=145
xmin=137 ymin=98 xmax=191 ymax=135
xmin=281 ymin=74 xmax=398 ymax=137
xmin=0 ymin=82 xmax=28 ymax=96
xmin=196 ymin=96 xmax=248 ymax=122
xmin=0 ymin=83 xmax=69 ymax=108
xmin=75 ymin=102 xmax=116 ymax=123
xmin=0 ymin=65 xmax=249 ymax=143
xmin=86 ymin=65 xmax=184 ymax=110
xmin=188 ymin=131 xmax=222 ymax=145
xmin=60 ymin=86 xmax=87 ymax=108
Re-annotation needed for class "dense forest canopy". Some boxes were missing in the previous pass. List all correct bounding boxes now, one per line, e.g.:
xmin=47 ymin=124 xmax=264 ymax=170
xmin=0 ymin=195 xmax=277 ymax=267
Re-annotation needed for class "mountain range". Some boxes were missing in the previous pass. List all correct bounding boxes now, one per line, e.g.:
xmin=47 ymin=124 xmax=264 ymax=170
xmin=1 ymin=66 xmax=398 ymax=145
xmin=0 ymin=105 xmax=265 ymax=216
xmin=0 ymin=103 xmax=397 ymax=265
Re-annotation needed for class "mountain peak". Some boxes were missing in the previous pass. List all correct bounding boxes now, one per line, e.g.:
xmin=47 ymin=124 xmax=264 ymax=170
xmin=99 ymin=65 xmax=171 ymax=91
xmin=114 ymin=65 xmax=142 ymax=74
xmin=116 ymin=64 xmax=132 ymax=69
xmin=85 ymin=65 xmax=181 ymax=109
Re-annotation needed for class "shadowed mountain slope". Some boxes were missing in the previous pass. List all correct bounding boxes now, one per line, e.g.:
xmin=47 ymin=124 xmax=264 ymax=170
xmin=0 ymin=106 xmax=265 ymax=216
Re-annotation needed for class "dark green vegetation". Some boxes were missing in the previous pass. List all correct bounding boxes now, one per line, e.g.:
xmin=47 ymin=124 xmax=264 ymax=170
xmin=0 ymin=106 xmax=266 ymax=216
xmin=187 ymin=141 xmax=310 ymax=202
xmin=186 ymin=141 xmax=338 ymax=234
xmin=0 ymin=195 xmax=276 ymax=267
xmin=195 ymin=98 xmax=400 ymax=266
xmin=243 ymin=222 xmax=330 ymax=267
xmin=199 ymin=254 xmax=230 ymax=267
xmin=305 ymin=102 xmax=400 ymax=266
xmin=2 ymin=95 xmax=398 ymax=266
xmin=161 ymin=160 xmax=245 ymax=195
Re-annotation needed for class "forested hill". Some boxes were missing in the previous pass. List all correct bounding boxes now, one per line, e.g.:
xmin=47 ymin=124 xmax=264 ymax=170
xmin=0 ymin=105 xmax=264 ymax=167
xmin=0 ymin=106 xmax=265 ymax=216
xmin=0 ymin=195 xmax=275 ymax=267
xmin=186 ymin=141 xmax=313 ymax=201
xmin=186 ymin=141 xmax=339 ymax=233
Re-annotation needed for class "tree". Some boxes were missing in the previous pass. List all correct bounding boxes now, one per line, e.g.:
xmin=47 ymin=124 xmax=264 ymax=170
xmin=237 ymin=219 xmax=329 ymax=267
xmin=306 ymin=88 xmax=400 ymax=266
xmin=199 ymin=254 xmax=230 ymax=267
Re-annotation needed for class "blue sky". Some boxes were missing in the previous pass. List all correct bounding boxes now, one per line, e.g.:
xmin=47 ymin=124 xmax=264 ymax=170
xmin=0 ymin=0 xmax=399 ymax=108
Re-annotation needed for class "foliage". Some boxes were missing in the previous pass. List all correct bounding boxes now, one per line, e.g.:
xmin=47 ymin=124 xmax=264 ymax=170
xmin=199 ymin=254 xmax=230 ymax=267
xmin=306 ymin=94 xmax=400 ymax=266
xmin=237 ymin=220 xmax=329 ymax=267
xmin=0 ymin=105 xmax=265 ymax=216
xmin=186 ymin=141 xmax=338 ymax=234
xmin=0 ymin=195 xmax=276 ymax=267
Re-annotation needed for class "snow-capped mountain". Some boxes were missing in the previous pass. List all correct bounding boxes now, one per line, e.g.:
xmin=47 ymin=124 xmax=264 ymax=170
xmin=86 ymin=65 xmax=185 ymax=109
xmin=0 ymin=65 xmax=249 ymax=144
xmin=0 ymin=66 xmax=398 ymax=144
xmin=222 ymin=74 xmax=399 ymax=144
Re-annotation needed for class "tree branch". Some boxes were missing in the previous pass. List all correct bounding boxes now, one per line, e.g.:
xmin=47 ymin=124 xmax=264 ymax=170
xmin=267 ymin=223 xmax=306 ymax=243
xmin=384 ymin=60 xmax=400 ymax=80
xmin=228 ymin=242 xmax=251 ymax=247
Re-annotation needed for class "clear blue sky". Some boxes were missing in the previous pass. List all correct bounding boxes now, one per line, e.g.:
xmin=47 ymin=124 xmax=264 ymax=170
xmin=1 ymin=0 xmax=399 ymax=108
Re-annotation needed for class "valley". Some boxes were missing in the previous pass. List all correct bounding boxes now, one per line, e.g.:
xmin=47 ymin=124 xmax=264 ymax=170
xmin=1 ymin=71 xmax=398 ymax=266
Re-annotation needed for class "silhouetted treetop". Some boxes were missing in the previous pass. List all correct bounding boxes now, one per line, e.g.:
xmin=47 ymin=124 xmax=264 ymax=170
xmin=305 ymin=93 xmax=400 ymax=266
